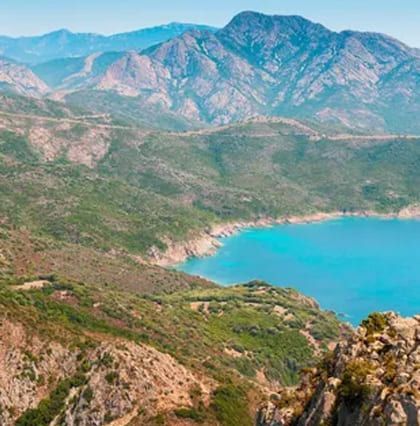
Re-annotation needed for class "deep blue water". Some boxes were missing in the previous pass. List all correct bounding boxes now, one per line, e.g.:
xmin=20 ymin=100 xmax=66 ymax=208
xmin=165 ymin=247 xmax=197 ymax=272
xmin=178 ymin=218 xmax=420 ymax=326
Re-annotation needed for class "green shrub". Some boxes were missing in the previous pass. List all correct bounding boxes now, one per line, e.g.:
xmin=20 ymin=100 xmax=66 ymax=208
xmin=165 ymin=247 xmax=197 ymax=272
xmin=82 ymin=386 xmax=94 ymax=404
xmin=339 ymin=360 xmax=373 ymax=406
xmin=361 ymin=313 xmax=388 ymax=335
xmin=232 ymin=357 xmax=256 ymax=378
xmin=150 ymin=413 xmax=166 ymax=425
xmin=210 ymin=385 xmax=252 ymax=426
xmin=99 ymin=352 xmax=114 ymax=368
xmin=174 ymin=407 xmax=204 ymax=421
xmin=105 ymin=371 xmax=118 ymax=385
xmin=383 ymin=354 xmax=398 ymax=384
xmin=16 ymin=374 xmax=86 ymax=426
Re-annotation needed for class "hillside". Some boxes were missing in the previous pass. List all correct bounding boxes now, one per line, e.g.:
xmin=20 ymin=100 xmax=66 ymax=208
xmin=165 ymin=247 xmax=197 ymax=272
xmin=27 ymin=11 xmax=420 ymax=133
xmin=0 ymin=57 xmax=49 ymax=97
xmin=0 ymin=276 xmax=344 ymax=425
xmin=258 ymin=312 xmax=420 ymax=426
xmin=0 ymin=96 xmax=419 ymax=275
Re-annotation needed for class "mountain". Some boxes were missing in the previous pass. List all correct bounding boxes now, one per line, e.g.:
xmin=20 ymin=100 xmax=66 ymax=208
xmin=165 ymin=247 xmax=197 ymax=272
xmin=0 ymin=23 xmax=217 ymax=64
xmin=32 ymin=11 xmax=420 ymax=133
xmin=258 ymin=312 xmax=420 ymax=426
xmin=0 ymin=57 xmax=49 ymax=97
xmin=0 ymin=13 xmax=419 ymax=425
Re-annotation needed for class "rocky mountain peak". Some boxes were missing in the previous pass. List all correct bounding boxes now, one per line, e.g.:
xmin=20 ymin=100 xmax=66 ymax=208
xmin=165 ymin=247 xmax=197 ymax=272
xmin=44 ymin=28 xmax=73 ymax=37
xmin=219 ymin=11 xmax=331 ymax=47
xmin=38 ymin=28 xmax=87 ymax=45
xmin=3 ymin=12 xmax=420 ymax=132
xmin=224 ymin=11 xmax=324 ymax=33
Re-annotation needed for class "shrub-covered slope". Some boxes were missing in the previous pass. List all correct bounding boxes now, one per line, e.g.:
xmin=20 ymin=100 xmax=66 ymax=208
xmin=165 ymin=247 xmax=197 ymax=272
xmin=0 ymin=102 xmax=419 ymax=270
xmin=0 ymin=276 xmax=343 ymax=425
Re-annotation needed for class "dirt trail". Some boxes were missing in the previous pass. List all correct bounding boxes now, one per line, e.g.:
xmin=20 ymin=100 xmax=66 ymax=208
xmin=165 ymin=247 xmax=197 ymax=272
xmin=326 ymin=133 xmax=420 ymax=141
xmin=1 ymin=110 xmax=419 ymax=141
xmin=14 ymin=280 xmax=49 ymax=291
xmin=0 ymin=110 xmax=140 ymax=131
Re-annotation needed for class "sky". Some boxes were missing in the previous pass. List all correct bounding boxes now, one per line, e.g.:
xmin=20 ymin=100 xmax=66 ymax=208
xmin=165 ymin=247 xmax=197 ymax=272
xmin=0 ymin=0 xmax=419 ymax=47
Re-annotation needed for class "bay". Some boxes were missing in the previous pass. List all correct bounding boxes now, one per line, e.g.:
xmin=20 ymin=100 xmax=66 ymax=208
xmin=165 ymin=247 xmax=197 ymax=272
xmin=178 ymin=218 xmax=420 ymax=326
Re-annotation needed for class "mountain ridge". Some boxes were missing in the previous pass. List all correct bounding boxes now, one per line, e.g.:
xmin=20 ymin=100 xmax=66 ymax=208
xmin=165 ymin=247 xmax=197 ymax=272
xmin=0 ymin=22 xmax=218 ymax=64
xmin=21 ymin=11 xmax=420 ymax=133
xmin=0 ymin=56 xmax=49 ymax=97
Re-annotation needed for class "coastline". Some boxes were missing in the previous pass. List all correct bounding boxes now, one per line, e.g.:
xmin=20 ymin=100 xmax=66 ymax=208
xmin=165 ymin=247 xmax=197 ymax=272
xmin=149 ymin=206 xmax=420 ymax=267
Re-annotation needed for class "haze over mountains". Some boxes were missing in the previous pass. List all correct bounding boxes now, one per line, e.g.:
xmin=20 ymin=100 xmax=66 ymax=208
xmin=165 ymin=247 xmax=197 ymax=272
xmin=0 ymin=22 xmax=217 ymax=63
xmin=1 ymin=11 xmax=420 ymax=132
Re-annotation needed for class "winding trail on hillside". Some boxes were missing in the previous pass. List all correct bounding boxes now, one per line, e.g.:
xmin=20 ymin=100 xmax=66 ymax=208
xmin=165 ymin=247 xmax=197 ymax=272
xmin=176 ymin=117 xmax=420 ymax=141
xmin=0 ymin=110 xmax=139 ymax=131
xmin=0 ymin=110 xmax=419 ymax=142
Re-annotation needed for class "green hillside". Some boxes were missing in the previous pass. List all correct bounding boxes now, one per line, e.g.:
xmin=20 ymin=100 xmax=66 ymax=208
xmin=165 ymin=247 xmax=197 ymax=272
xmin=0 ymin=103 xmax=419 ymax=272
xmin=0 ymin=275 xmax=343 ymax=425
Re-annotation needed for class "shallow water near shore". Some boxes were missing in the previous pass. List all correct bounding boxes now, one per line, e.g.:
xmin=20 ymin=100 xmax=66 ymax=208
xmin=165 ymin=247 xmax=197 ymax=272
xmin=178 ymin=217 xmax=420 ymax=326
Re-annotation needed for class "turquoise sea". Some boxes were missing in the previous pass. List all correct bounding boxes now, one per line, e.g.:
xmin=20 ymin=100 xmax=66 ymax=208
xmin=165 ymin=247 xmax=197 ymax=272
xmin=178 ymin=218 xmax=420 ymax=326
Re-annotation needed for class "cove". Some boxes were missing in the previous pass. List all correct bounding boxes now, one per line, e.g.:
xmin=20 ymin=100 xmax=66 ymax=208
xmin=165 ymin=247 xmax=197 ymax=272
xmin=178 ymin=217 xmax=420 ymax=326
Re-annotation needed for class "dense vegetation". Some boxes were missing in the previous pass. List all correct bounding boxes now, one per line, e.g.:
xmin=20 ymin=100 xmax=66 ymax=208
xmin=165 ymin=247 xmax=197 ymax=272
xmin=0 ymin=277 xmax=341 ymax=385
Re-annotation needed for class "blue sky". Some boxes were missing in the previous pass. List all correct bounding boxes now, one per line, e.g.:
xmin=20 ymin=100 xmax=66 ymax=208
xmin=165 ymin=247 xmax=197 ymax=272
xmin=1 ymin=0 xmax=419 ymax=47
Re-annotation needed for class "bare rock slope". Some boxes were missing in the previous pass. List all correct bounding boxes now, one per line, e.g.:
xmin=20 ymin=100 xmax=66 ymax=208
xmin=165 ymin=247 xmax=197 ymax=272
xmin=0 ymin=57 xmax=49 ymax=97
xmin=0 ymin=311 xmax=212 ymax=426
xmin=32 ymin=12 xmax=420 ymax=133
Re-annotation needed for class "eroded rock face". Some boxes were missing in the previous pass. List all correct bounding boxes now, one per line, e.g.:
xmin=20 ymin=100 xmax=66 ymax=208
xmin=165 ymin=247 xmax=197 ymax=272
xmin=63 ymin=342 xmax=212 ymax=425
xmin=258 ymin=313 xmax=420 ymax=426
xmin=0 ymin=319 xmax=78 ymax=425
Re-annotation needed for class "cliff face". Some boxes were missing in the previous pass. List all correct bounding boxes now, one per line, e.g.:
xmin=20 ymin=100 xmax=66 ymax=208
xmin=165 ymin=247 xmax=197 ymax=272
xmin=258 ymin=312 xmax=420 ymax=426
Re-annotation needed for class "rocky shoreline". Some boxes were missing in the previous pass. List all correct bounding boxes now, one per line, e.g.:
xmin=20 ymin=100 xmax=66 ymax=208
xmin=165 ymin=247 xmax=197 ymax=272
xmin=150 ymin=206 xmax=420 ymax=267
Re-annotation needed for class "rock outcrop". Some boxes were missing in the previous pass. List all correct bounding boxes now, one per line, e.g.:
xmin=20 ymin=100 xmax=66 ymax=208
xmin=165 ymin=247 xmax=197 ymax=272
xmin=258 ymin=312 xmax=420 ymax=426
